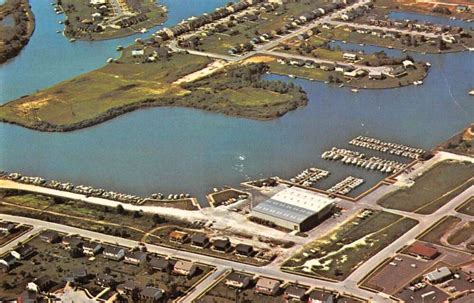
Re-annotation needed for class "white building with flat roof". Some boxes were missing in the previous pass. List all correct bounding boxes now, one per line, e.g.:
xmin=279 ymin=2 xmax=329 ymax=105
xmin=251 ymin=187 xmax=335 ymax=232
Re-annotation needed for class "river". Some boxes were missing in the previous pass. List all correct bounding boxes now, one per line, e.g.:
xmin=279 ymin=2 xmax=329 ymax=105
xmin=1 ymin=2 xmax=473 ymax=202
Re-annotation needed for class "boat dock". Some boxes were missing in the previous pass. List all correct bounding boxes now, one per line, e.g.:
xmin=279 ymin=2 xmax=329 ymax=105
xmin=349 ymin=136 xmax=424 ymax=159
xmin=321 ymin=147 xmax=407 ymax=174
xmin=289 ymin=167 xmax=330 ymax=187
xmin=327 ymin=176 xmax=364 ymax=195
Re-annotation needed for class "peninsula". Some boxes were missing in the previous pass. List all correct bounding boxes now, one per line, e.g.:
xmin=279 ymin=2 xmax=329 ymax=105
xmin=0 ymin=0 xmax=35 ymax=63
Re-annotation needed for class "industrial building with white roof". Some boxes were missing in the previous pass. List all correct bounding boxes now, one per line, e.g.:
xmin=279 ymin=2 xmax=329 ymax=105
xmin=251 ymin=187 xmax=335 ymax=232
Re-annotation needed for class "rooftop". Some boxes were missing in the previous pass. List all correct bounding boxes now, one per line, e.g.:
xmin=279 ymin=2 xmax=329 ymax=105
xmin=252 ymin=187 xmax=334 ymax=224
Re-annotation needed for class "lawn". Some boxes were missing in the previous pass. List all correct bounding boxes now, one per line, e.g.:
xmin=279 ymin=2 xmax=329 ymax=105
xmin=282 ymin=210 xmax=418 ymax=281
xmin=378 ymin=160 xmax=474 ymax=214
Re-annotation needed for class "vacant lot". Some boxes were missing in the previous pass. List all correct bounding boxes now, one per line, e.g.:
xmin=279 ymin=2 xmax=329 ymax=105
xmin=419 ymin=216 xmax=461 ymax=246
xmin=0 ymin=190 xmax=182 ymax=241
xmin=0 ymin=233 xmax=211 ymax=301
xmin=282 ymin=210 xmax=418 ymax=280
xmin=457 ymin=197 xmax=474 ymax=216
xmin=378 ymin=160 xmax=474 ymax=214
xmin=447 ymin=221 xmax=474 ymax=247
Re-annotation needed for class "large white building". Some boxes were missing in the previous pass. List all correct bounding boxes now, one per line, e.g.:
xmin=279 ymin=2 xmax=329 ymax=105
xmin=251 ymin=187 xmax=335 ymax=232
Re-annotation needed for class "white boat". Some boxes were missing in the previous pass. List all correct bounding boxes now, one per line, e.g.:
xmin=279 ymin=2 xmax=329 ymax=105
xmin=289 ymin=74 xmax=295 ymax=78
xmin=351 ymin=88 xmax=359 ymax=93
xmin=469 ymin=90 xmax=474 ymax=96
xmin=426 ymin=62 xmax=431 ymax=67
xmin=69 ymin=38 xmax=76 ymax=42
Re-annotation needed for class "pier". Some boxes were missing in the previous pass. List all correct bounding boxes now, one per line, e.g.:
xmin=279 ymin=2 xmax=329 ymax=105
xmin=349 ymin=136 xmax=424 ymax=159
xmin=321 ymin=147 xmax=407 ymax=174
xmin=289 ymin=167 xmax=330 ymax=187
xmin=327 ymin=176 xmax=364 ymax=195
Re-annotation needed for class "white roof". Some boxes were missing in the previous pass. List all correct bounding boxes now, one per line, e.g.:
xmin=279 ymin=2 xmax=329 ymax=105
xmin=252 ymin=187 xmax=334 ymax=224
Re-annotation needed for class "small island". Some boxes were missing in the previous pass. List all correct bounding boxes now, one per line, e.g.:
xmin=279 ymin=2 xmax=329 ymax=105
xmin=56 ymin=0 xmax=167 ymax=41
xmin=0 ymin=0 xmax=35 ymax=63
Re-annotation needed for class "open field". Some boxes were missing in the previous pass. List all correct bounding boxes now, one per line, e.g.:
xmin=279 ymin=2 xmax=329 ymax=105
xmin=457 ymin=197 xmax=474 ymax=216
xmin=419 ymin=216 xmax=473 ymax=252
xmin=282 ymin=210 xmax=418 ymax=281
xmin=0 ymin=232 xmax=212 ymax=300
xmin=419 ymin=216 xmax=462 ymax=247
xmin=0 ymin=51 xmax=307 ymax=131
xmin=447 ymin=221 xmax=474 ymax=246
xmin=0 ymin=0 xmax=35 ymax=63
xmin=378 ymin=160 xmax=474 ymax=214
xmin=60 ymin=0 xmax=167 ymax=41
xmin=0 ymin=189 xmax=185 ymax=241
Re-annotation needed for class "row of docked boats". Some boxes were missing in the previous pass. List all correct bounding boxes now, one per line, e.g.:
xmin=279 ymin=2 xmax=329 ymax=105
xmin=349 ymin=136 xmax=424 ymax=159
xmin=321 ymin=147 xmax=407 ymax=174
xmin=289 ymin=167 xmax=330 ymax=187
xmin=327 ymin=176 xmax=364 ymax=195
xmin=352 ymin=136 xmax=424 ymax=155
xmin=0 ymin=171 xmax=191 ymax=205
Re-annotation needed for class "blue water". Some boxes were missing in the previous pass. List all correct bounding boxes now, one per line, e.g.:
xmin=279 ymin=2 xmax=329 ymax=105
xmin=389 ymin=11 xmax=474 ymax=30
xmin=1 ymin=1 xmax=473 ymax=201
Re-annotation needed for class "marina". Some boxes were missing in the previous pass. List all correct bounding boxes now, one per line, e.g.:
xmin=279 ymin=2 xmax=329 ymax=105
xmin=321 ymin=147 xmax=407 ymax=174
xmin=289 ymin=168 xmax=330 ymax=187
xmin=349 ymin=136 xmax=425 ymax=159
xmin=327 ymin=176 xmax=364 ymax=195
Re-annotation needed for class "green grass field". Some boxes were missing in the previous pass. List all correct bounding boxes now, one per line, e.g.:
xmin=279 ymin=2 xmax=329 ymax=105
xmin=378 ymin=160 xmax=474 ymax=214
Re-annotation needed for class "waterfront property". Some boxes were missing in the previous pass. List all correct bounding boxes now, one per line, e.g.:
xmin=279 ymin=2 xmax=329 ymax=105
xmin=251 ymin=187 xmax=335 ymax=232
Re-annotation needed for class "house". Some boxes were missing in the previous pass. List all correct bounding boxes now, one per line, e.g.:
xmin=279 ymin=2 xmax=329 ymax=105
xmin=117 ymin=280 xmax=142 ymax=295
xmin=407 ymin=242 xmax=440 ymax=260
xmin=0 ymin=254 xmax=17 ymax=272
xmin=225 ymin=272 xmax=251 ymax=289
xmin=402 ymin=60 xmax=415 ymax=69
xmin=132 ymin=49 xmax=145 ymax=57
xmin=65 ymin=268 xmax=88 ymax=283
xmin=235 ymin=243 xmax=253 ymax=257
xmin=343 ymin=53 xmax=358 ymax=61
xmin=309 ymin=290 xmax=336 ymax=303
xmin=384 ymin=66 xmax=407 ymax=78
xmin=11 ymin=244 xmax=34 ymax=260
xmin=335 ymin=64 xmax=353 ymax=73
xmin=82 ymin=241 xmax=102 ymax=256
xmin=40 ymin=231 xmax=61 ymax=244
xmin=425 ymin=267 xmax=452 ymax=284
xmin=285 ymin=285 xmax=307 ymax=301
xmin=103 ymin=245 xmax=125 ymax=261
xmin=169 ymin=230 xmax=189 ymax=244
xmin=62 ymin=236 xmax=83 ymax=250
xmin=149 ymin=256 xmax=171 ymax=272
xmin=213 ymin=238 xmax=232 ymax=252
xmin=96 ymin=273 xmax=116 ymax=287
xmin=320 ymin=63 xmax=335 ymax=71
xmin=368 ymin=70 xmax=384 ymax=80
xmin=124 ymin=250 xmax=147 ymax=265
xmin=255 ymin=277 xmax=281 ymax=296
xmin=140 ymin=286 xmax=164 ymax=302
xmin=30 ymin=276 xmax=55 ymax=293
xmin=173 ymin=260 xmax=196 ymax=277
xmin=191 ymin=234 xmax=210 ymax=248
xmin=456 ymin=5 xmax=469 ymax=13
xmin=0 ymin=221 xmax=15 ymax=233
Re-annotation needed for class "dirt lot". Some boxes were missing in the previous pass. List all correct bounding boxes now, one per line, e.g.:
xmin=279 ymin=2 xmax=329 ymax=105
xmin=282 ymin=210 xmax=418 ymax=280
xmin=0 ymin=231 xmax=212 ymax=300
xmin=419 ymin=216 xmax=473 ymax=252
xmin=378 ymin=160 xmax=474 ymax=214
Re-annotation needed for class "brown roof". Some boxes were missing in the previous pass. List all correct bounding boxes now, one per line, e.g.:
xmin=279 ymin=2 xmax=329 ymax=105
xmin=256 ymin=277 xmax=280 ymax=289
xmin=170 ymin=230 xmax=188 ymax=240
xmin=407 ymin=242 xmax=439 ymax=259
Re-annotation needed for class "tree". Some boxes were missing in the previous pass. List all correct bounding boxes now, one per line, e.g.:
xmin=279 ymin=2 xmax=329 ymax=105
xmin=69 ymin=247 xmax=83 ymax=258
xmin=116 ymin=204 xmax=125 ymax=214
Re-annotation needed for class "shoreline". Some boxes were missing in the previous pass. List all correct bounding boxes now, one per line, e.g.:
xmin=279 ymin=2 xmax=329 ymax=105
xmin=0 ymin=0 xmax=36 ymax=64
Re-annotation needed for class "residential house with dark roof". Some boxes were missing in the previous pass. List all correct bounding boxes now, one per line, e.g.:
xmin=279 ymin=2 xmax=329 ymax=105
xmin=0 ymin=221 xmax=15 ymax=233
xmin=39 ymin=231 xmax=61 ymax=244
xmin=103 ymin=245 xmax=125 ymax=261
xmin=309 ymin=290 xmax=336 ymax=303
xmin=0 ymin=254 xmax=17 ymax=272
xmin=191 ymin=234 xmax=210 ymax=248
xmin=235 ymin=243 xmax=254 ymax=257
xmin=140 ymin=286 xmax=164 ymax=302
xmin=96 ymin=273 xmax=117 ymax=288
xmin=149 ymin=256 xmax=171 ymax=272
xmin=82 ymin=241 xmax=102 ymax=256
xmin=225 ymin=272 xmax=251 ymax=289
xmin=11 ymin=244 xmax=34 ymax=260
xmin=213 ymin=238 xmax=232 ymax=252
xmin=62 ymin=236 xmax=83 ymax=250
xmin=124 ymin=250 xmax=147 ymax=265
xmin=64 ymin=268 xmax=88 ymax=283
xmin=117 ymin=280 xmax=142 ymax=295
